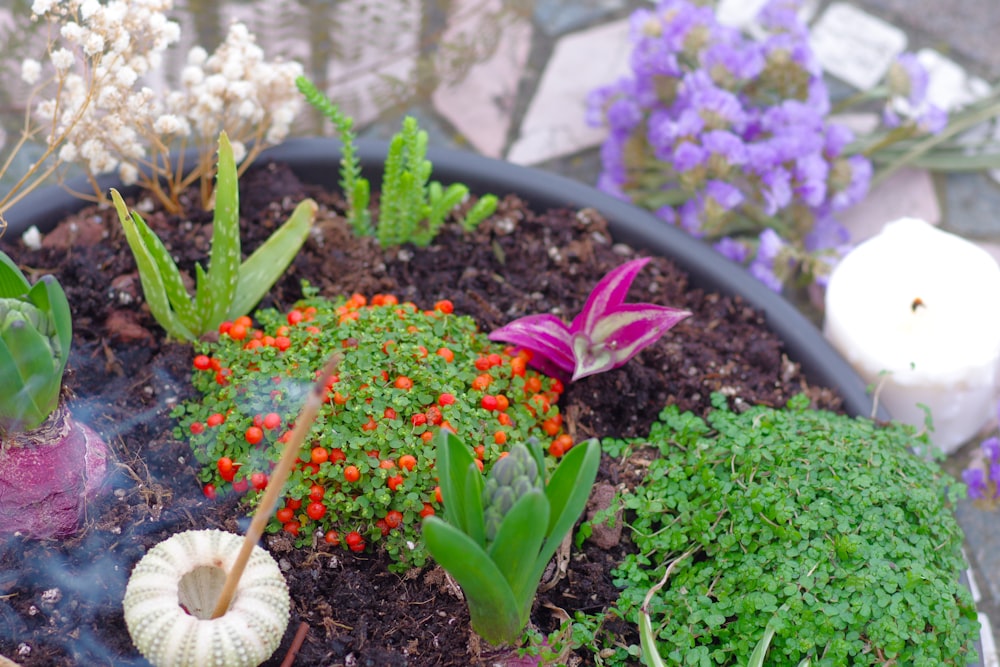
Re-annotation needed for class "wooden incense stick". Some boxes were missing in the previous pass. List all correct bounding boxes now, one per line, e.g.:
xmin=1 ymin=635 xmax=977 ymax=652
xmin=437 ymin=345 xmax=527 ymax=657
xmin=211 ymin=354 xmax=341 ymax=619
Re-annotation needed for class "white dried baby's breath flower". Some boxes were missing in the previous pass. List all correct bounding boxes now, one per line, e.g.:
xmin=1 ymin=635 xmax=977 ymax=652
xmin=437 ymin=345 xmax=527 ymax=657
xmin=116 ymin=66 xmax=137 ymax=87
xmin=237 ymin=99 xmax=258 ymax=120
xmin=111 ymin=32 xmax=130 ymax=54
xmin=35 ymin=99 xmax=56 ymax=120
xmin=119 ymin=162 xmax=139 ymax=185
xmin=50 ymin=48 xmax=75 ymax=73
xmin=58 ymin=142 xmax=78 ymax=162
xmin=31 ymin=0 xmax=56 ymax=16
xmin=83 ymin=32 xmax=105 ymax=56
xmin=230 ymin=140 xmax=247 ymax=163
xmin=21 ymin=59 xmax=42 ymax=85
xmin=60 ymin=21 xmax=83 ymax=43
xmin=187 ymin=46 xmax=208 ymax=67
xmin=153 ymin=114 xmax=183 ymax=134
xmin=181 ymin=64 xmax=203 ymax=87
xmin=80 ymin=0 xmax=100 ymax=19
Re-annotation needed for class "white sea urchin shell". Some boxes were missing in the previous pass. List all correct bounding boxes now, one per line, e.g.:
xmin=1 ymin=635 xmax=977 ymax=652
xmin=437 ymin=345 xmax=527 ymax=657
xmin=122 ymin=529 xmax=290 ymax=667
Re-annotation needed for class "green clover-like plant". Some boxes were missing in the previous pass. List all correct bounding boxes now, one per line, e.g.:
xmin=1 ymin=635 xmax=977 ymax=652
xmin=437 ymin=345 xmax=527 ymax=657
xmin=111 ymin=131 xmax=318 ymax=342
xmin=0 ymin=250 xmax=71 ymax=434
xmin=422 ymin=431 xmax=600 ymax=646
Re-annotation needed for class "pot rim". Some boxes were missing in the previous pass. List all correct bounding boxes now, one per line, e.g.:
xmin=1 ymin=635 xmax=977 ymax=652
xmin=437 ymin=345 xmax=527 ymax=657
xmin=3 ymin=137 xmax=881 ymax=419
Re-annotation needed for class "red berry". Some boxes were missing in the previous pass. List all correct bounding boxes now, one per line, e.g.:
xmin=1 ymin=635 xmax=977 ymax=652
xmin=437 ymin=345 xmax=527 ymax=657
xmin=311 ymin=447 xmax=329 ymax=465
xmin=420 ymin=503 xmax=435 ymax=518
xmin=345 ymin=531 xmax=365 ymax=552
xmin=480 ymin=395 xmax=498 ymax=411
xmin=283 ymin=521 xmax=300 ymax=536
xmin=286 ymin=498 xmax=303 ymax=510
xmin=276 ymin=507 xmax=295 ymax=524
xmin=189 ymin=421 xmax=205 ymax=435
xmin=202 ymin=483 xmax=216 ymax=499
xmin=263 ymin=412 xmax=282 ymax=430
xmin=411 ymin=413 xmax=427 ymax=427
xmin=306 ymin=502 xmax=326 ymax=520
xmin=232 ymin=478 xmax=249 ymax=494
xmin=250 ymin=472 xmax=268 ymax=490
xmin=193 ymin=354 xmax=211 ymax=370
xmin=344 ymin=465 xmax=360 ymax=483
xmin=217 ymin=457 xmax=236 ymax=482
xmin=245 ymin=426 xmax=264 ymax=445
xmin=330 ymin=448 xmax=346 ymax=463
xmin=324 ymin=530 xmax=340 ymax=545
xmin=438 ymin=393 xmax=455 ymax=406
xmin=207 ymin=413 xmax=225 ymax=427
xmin=387 ymin=475 xmax=404 ymax=491
xmin=308 ymin=484 xmax=325 ymax=501
xmin=385 ymin=510 xmax=403 ymax=529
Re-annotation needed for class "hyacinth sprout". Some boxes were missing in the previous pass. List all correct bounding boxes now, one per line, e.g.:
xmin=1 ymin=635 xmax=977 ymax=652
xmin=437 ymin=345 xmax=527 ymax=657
xmin=0 ymin=250 xmax=107 ymax=538
xmin=422 ymin=432 xmax=600 ymax=646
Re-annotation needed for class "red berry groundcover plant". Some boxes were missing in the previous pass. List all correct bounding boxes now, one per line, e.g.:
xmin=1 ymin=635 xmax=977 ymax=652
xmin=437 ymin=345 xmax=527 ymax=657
xmin=173 ymin=287 xmax=569 ymax=571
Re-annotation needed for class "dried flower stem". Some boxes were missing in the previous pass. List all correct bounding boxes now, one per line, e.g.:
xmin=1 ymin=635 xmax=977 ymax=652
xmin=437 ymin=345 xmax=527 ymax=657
xmin=211 ymin=353 xmax=342 ymax=619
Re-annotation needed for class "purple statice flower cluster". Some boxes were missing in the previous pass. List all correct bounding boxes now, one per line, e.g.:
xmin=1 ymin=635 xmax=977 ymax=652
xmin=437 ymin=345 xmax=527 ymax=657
xmin=963 ymin=431 xmax=1000 ymax=507
xmin=586 ymin=0 xmax=943 ymax=292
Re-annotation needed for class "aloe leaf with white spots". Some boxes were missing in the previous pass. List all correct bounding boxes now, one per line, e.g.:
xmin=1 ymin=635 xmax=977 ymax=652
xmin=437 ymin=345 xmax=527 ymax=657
xmin=202 ymin=131 xmax=241 ymax=329
xmin=112 ymin=131 xmax=317 ymax=342
xmin=111 ymin=189 xmax=197 ymax=341
xmin=226 ymin=197 xmax=317 ymax=320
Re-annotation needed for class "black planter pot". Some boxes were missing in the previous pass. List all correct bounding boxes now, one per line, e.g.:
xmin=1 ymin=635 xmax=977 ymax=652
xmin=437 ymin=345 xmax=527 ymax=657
xmin=5 ymin=138 xmax=985 ymax=665
xmin=5 ymin=137 xmax=881 ymax=418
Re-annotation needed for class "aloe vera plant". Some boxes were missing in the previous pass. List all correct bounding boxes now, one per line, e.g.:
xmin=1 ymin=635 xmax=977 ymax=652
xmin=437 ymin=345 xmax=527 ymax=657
xmin=0 ymin=250 xmax=107 ymax=538
xmin=111 ymin=131 xmax=318 ymax=342
xmin=422 ymin=432 xmax=600 ymax=646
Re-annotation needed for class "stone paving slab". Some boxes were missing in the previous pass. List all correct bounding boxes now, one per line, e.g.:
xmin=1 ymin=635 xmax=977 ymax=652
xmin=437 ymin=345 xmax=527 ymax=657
xmin=506 ymin=18 xmax=630 ymax=165
xmin=854 ymin=0 xmax=1000 ymax=79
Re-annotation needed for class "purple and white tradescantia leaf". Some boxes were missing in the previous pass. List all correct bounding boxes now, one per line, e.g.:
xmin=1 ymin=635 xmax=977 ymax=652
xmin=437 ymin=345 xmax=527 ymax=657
xmin=489 ymin=258 xmax=691 ymax=382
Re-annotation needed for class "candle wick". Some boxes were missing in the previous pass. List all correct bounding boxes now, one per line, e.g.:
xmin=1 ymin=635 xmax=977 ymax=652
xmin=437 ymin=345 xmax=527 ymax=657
xmin=911 ymin=297 xmax=925 ymax=312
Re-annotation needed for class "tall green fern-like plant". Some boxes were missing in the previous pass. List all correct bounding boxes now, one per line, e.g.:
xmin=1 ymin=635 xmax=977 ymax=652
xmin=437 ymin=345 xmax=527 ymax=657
xmin=296 ymin=76 xmax=498 ymax=247
xmin=111 ymin=131 xmax=317 ymax=341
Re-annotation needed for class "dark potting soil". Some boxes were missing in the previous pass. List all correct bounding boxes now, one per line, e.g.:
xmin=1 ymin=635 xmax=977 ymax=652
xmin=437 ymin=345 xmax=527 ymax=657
xmin=0 ymin=161 xmax=842 ymax=667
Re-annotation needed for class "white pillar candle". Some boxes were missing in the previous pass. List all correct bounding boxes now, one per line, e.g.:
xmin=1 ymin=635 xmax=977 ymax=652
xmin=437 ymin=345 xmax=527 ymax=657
xmin=824 ymin=217 xmax=1000 ymax=454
